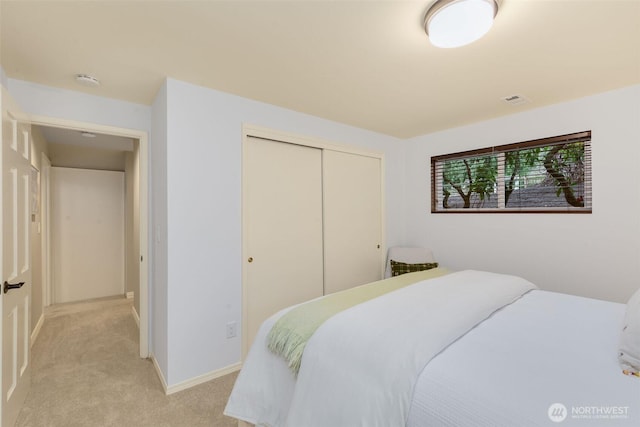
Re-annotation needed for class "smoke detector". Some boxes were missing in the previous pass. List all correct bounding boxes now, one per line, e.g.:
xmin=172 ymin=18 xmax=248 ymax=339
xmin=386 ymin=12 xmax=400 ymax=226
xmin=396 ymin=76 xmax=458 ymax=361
xmin=502 ymin=94 xmax=529 ymax=105
xmin=74 ymin=74 xmax=101 ymax=87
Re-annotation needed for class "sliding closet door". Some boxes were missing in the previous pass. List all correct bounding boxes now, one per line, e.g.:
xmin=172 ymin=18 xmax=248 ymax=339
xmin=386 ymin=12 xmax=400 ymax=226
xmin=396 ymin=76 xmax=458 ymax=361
xmin=323 ymin=150 xmax=383 ymax=294
xmin=243 ymin=137 xmax=324 ymax=357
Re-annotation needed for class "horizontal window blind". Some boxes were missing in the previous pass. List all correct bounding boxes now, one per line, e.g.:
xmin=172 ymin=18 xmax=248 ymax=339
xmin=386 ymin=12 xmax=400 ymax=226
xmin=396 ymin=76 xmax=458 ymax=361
xmin=431 ymin=131 xmax=592 ymax=213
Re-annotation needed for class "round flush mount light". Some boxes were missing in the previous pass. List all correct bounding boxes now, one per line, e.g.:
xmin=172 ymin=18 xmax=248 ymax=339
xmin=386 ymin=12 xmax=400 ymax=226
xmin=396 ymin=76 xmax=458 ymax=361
xmin=425 ymin=0 xmax=498 ymax=48
xmin=80 ymin=131 xmax=96 ymax=138
xmin=74 ymin=74 xmax=101 ymax=87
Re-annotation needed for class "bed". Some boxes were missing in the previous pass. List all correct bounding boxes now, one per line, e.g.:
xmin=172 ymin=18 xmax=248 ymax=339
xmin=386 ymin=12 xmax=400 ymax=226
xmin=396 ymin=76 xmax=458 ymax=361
xmin=224 ymin=268 xmax=640 ymax=426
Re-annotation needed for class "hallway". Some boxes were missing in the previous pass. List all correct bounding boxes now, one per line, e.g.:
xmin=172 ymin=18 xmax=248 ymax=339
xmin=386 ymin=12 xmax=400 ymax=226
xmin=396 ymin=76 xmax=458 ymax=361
xmin=16 ymin=297 xmax=237 ymax=427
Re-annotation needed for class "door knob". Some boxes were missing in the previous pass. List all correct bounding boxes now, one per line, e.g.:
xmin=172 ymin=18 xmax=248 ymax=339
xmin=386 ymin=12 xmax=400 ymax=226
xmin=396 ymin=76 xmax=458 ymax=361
xmin=3 ymin=281 xmax=25 ymax=294
xmin=248 ymin=257 xmax=254 ymax=263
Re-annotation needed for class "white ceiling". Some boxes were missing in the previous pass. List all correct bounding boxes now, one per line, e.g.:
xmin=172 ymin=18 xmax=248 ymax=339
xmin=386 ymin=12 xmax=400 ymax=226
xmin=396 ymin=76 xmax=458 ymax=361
xmin=38 ymin=125 xmax=134 ymax=151
xmin=37 ymin=125 xmax=133 ymax=171
xmin=2 ymin=0 xmax=639 ymax=139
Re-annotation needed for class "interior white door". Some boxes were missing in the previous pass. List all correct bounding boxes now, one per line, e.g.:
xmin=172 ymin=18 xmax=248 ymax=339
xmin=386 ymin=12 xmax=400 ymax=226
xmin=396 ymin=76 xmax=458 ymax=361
xmin=243 ymin=137 xmax=324 ymax=357
xmin=323 ymin=150 xmax=383 ymax=294
xmin=51 ymin=167 xmax=125 ymax=303
xmin=1 ymin=87 xmax=32 ymax=427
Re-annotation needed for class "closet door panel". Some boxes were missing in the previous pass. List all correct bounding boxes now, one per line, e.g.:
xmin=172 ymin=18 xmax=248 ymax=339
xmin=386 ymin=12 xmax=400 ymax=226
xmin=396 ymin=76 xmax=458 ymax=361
xmin=243 ymin=137 xmax=324 ymax=356
xmin=323 ymin=150 xmax=383 ymax=295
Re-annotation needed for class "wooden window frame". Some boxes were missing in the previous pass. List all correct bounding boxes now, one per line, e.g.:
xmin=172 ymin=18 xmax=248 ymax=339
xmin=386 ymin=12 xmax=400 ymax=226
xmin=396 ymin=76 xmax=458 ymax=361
xmin=431 ymin=131 xmax=592 ymax=214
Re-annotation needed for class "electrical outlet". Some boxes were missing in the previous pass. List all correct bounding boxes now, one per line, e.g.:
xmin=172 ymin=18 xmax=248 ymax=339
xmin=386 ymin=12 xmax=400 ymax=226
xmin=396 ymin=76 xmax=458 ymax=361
xmin=226 ymin=321 xmax=237 ymax=339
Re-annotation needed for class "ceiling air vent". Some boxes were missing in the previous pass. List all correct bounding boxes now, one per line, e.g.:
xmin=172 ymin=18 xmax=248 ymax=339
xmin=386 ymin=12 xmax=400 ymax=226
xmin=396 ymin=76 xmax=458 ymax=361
xmin=74 ymin=74 xmax=101 ymax=87
xmin=502 ymin=94 xmax=529 ymax=105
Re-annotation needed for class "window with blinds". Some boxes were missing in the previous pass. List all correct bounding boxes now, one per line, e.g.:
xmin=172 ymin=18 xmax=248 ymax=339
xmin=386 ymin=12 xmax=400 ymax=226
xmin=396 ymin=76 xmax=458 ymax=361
xmin=431 ymin=131 xmax=592 ymax=213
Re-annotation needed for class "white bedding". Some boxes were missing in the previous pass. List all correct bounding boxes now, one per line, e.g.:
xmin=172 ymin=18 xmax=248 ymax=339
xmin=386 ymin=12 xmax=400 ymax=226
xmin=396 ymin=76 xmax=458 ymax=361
xmin=285 ymin=270 xmax=535 ymax=427
xmin=224 ymin=308 xmax=297 ymax=426
xmin=225 ymin=276 xmax=640 ymax=427
xmin=408 ymin=290 xmax=640 ymax=426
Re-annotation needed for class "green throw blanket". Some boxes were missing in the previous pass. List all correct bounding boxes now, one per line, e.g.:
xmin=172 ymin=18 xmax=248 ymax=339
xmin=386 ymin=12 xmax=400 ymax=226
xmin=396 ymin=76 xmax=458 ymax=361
xmin=267 ymin=267 xmax=450 ymax=375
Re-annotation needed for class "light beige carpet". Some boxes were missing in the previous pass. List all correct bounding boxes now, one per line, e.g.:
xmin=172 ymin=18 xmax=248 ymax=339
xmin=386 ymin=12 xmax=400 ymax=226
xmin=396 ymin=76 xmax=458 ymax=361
xmin=16 ymin=297 xmax=238 ymax=427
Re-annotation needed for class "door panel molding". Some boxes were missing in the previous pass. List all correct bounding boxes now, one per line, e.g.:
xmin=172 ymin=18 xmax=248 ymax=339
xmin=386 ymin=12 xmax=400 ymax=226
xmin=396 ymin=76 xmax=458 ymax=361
xmin=2 ymin=87 xmax=33 ymax=426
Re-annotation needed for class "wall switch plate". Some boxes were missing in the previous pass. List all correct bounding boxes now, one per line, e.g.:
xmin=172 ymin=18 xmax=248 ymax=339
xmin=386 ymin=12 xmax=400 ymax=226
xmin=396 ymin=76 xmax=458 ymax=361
xmin=226 ymin=321 xmax=237 ymax=339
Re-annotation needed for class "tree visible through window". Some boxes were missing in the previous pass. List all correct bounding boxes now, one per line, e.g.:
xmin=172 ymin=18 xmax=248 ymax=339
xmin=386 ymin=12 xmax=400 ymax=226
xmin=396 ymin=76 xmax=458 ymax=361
xmin=432 ymin=131 xmax=591 ymax=213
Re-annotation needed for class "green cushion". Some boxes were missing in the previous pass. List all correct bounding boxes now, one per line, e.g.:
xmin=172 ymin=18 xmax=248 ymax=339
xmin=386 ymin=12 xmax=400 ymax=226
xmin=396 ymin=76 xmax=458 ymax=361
xmin=390 ymin=260 xmax=439 ymax=277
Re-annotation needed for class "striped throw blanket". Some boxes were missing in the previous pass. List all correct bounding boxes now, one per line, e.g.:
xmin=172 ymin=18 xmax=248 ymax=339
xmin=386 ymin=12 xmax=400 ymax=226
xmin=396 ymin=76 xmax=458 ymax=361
xmin=267 ymin=267 xmax=450 ymax=375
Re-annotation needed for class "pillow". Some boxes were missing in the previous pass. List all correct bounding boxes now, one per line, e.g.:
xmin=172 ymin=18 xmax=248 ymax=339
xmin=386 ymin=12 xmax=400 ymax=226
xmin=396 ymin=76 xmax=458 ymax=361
xmin=385 ymin=247 xmax=436 ymax=278
xmin=389 ymin=260 xmax=439 ymax=277
xmin=619 ymin=287 xmax=640 ymax=377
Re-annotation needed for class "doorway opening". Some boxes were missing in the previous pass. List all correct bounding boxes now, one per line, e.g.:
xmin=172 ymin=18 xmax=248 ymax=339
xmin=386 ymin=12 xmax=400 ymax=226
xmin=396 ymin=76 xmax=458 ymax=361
xmin=29 ymin=116 xmax=149 ymax=358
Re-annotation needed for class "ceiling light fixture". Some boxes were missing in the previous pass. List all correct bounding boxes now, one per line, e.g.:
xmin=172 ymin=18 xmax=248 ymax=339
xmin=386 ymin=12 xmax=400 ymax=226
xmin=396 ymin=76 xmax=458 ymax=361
xmin=424 ymin=0 xmax=498 ymax=48
xmin=74 ymin=74 xmax=101 ymax=87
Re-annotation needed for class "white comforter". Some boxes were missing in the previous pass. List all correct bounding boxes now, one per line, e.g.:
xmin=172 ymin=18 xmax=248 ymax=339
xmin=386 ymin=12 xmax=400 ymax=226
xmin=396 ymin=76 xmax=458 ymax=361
xmin=407 ymin=290 xmax=640 ymax=426
xmin=226 ymin=270 xmax=536 ymax=426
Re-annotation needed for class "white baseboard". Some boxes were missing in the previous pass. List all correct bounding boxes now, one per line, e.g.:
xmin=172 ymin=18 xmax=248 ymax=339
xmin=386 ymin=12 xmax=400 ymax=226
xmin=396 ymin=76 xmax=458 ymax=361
xmin=30 ymin=312 xmax=45 ymax=347
xmin=126 ymin=291 xmax=134 ymax=299
xmin=148 ymin=359 xmax=242 ymax=396
xmin=166 ymin=361 xmax=241 ymax=395
xmin=131 ymin=305 xmax=140 ymax=329
xmin=150 ymin=353 xmax=169 ymax=394
xmin=150 ymin=354 xmax=241 ymax=396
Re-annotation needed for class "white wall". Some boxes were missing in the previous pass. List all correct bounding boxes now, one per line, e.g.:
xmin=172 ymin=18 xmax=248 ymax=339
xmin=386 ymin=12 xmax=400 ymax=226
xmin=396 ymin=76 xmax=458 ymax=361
xmin=48 ymin=143 xmax=126 ymax=171
xmin=50 ymin=167 xmax=125 ymax=303
xmin=0 ymin=66 xmax=8 ymax=89
xmin=125 ymin=148 xmax=141 ymax=315
xmin=157 ymin=78 xmax=404 ymax=386
xmin=29 ymin=127 xmax=49 ymax=339
xmin=7 ymin=79 xmax=150 ymax=131
xmin=150 ymin=81 xmax=169 ymax=379
xmin=404 ymin=85 xmax=640 ymax=304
